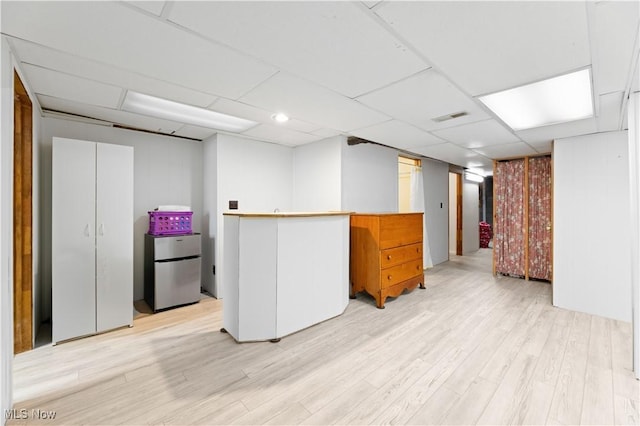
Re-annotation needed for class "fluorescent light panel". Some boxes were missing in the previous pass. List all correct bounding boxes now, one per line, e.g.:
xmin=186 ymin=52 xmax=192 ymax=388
xmin=465 ymin=172 xmax=484 ymax=183
xmin=478 ymin=69 xmax=593 ymax=131
xmin=121 ymin=91 xmax=257 ymax=132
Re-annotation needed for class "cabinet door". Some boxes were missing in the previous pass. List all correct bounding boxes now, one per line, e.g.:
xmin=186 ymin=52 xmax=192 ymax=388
xmin=96 ymin=143 xmax=133 ymax=332
xmin=52 ymin=138 xmax=96 ymax=343
xmin=154 ymin=257 xmax=201 ymax=310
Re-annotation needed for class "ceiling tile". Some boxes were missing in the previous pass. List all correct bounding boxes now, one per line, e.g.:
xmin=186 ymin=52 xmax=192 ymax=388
xmin=311 ymin=128 xmax=343 ymax=138
xmin=168 ymin=1 xmax=428 ymax=98
xmin=526 ymin=140 xmax=553 ymax=154
xmin=356 ymin=69 xmax=490 ymax=131
xmin=590 ymin=1 xmax=640 ymax=95
xmin=597 ymin=91 xmax=624 ymax=132
xmin=516 ymin=117 xmax=599 ymax=145
xmin=432 ymin=119 xmax=521 ymax=149
xmin=472 ymin=142 xmax=538 ymax=159
xmin=349 ymin=119 xmax=445 ymax=149
xmin=633 ymin=58 xmax=639 ymax=93
xmin=125 ymin=1 xmax=165 ymax=16
xmin=23 ymin=64 xmax=122 ymax=109
xmin=210 ymin=98 xmax=321 ymax=133
xmin=376 ymin=1 xmax=591 ymax=96
xmin=411 ymin=142 xmax=490 ymax=168
xmin=362 ymin=1 xmax=383 ymax=9
xmin=2 ymin=1 xmax=277 ymax=99
xmin=242 ymin=123 xmax=321 ymax=147
xmin=9 ymin=38 xmax=217 ymax=108
xmin=37 ymin=94 xmax=184 ymax=134
xmin=239 ymin=72 xmax=390 ymax=132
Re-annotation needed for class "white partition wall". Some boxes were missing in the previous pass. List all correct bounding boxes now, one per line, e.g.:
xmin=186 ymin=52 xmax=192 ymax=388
xmin=422 ymin=158 xmax=449 ymax=265
xmin=553 ymin=131 xmax=632 ymax=322
xmin=463 ymin=181 xmax=480 ymax=254
xmin=629 ymin=92 xmax=640 ymax=378
xmin=1 ymin=36 xmax=15 ymax=424
xmin=341 ymin=140 xmax=398 ymax=212
xmin=292 ymin=136 xmax=342 ymax=211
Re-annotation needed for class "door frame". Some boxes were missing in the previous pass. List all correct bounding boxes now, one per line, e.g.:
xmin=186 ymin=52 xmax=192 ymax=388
xmin=448 ymin=171 xmax=463 ymax=257
xmin=13 ymin=70 xmax=33 ymax=354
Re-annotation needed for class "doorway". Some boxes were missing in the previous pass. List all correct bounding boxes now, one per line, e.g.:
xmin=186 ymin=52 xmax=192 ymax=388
xmin=493 ymin=156 xmax=552 ymax=281
xmin=398 ymin=156 xmax=420 ymax=213
xmin=448 ymin=172 xmax=462 ymax=257
xmin=13 ymin=71 xmax=33 ymax=354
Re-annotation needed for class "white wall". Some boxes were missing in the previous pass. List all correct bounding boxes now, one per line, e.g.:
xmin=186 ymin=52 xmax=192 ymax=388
xmin=449 ymin=173 xmax=457 ymax=255
xmin=554 ymin=131 xmax=631 ymax=322
xmin=1 ymin=35 xmax=15 ymax=426
xmin=628 ymin=93 xmax=639 ymax=377
xmin=41 ymin=118 xmax=203 ymax=305
xmin=422 ymin=158 xmax=449 ymax=265
xmin=341 ymin=141 xmax=398 ymax=212
xmin=205 ymin=133 xmax=294 ymax=297
xmin=463 ymin=181 xmax=480 ymax=254
xmin=201 ymin=134 xmax=218 ymax=296
xmin=292 ymin=136 xmax=342 ymax=211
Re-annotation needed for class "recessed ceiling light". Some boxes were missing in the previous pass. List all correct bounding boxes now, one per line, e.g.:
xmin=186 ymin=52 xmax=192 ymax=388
xmin=478 ymin=68 xmax=594 ymax=131
xmin=121 ymin=91 xmax=257 ymax=132
xmin=272 ymin=113 xmax=289 ymax=123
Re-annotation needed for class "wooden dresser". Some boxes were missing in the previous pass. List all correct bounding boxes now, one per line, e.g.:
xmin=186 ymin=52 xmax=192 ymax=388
xmin=350 ymin=213 xmax=424 ymax=309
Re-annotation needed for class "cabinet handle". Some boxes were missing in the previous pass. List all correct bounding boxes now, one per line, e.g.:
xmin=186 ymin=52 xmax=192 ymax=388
xmin=84 ymin=224 xmax=90 ymax=237
xmin=387 ymin=255 xmax=391 ymax=260
xmin=99 ymin=223 xmax=105 ymax=236
xmin=387 ymin=275 xmax=392 ymax=280
xmin=416 ymin=248 xmax=420 ymax=253
xmin=416 ymin=265 xmax=420 ymax=270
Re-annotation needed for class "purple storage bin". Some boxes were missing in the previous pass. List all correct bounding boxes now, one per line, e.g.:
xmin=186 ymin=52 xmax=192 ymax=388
xmin=148 ymin=211 xmax=193 ymax=236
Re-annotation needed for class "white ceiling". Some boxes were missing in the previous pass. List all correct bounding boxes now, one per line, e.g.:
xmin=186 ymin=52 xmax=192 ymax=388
xmin=2 ymin=1 xmax=638 ymax=176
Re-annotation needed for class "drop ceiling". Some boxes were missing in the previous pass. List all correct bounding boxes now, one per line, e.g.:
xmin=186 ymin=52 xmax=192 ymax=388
xmin=2 ymin=1 xmax=638 ymax=176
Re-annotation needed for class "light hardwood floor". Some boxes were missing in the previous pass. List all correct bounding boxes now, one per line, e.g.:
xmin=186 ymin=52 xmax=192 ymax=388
xmin=9 ymin=249 xmax=639 ymax=425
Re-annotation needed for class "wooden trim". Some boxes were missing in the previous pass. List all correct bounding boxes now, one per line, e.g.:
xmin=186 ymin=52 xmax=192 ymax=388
xmin=492 ymin=160 xmax=497 ymax=276
xmin=13 ymin=70 xmax=33 ymax=354
xmin=456 ymin=173 xmax=463 ymax=256
xmin=550 ymin=149 xmax=555 ymax=289
xmin=524 ymin=157 xmax=530 ymax=280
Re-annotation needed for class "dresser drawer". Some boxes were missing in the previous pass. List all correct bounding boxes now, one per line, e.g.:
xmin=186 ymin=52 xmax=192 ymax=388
xmin=380 ymin=259 xmax=423 ymax=288
xmin=380 ymin=243 xmax=422 ymax=268
xmin=379 ymin=214 xmax=422 ymax=249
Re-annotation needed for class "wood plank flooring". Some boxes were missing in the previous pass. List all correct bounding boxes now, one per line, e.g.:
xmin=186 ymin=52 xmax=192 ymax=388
xmin=9 ymin=249 xmax=639 ymax=425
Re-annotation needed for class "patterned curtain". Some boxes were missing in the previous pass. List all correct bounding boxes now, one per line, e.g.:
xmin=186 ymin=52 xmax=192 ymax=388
xmin=494 ymin=159 xmax=525 ymax=276
xmin=528 ymin=156 xmax=552 ymax=280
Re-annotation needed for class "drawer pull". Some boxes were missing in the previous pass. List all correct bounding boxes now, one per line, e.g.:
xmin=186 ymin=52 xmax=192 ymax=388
xmin=387 ymin=255 xmax=392 ymax=260
xmin=417 ymin=248 xmax=420 ymax=253
xmin=416 ymin=265 xmax=420 ymax=270
xmin=387 ymin=275 xmax=392 ymax=280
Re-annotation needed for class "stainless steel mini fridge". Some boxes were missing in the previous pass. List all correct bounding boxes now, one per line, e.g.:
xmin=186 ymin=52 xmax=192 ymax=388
xmin=144 ymin=233 xmax=201 ymax=311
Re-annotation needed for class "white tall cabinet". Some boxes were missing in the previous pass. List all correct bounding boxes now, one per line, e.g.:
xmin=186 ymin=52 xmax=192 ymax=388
xmin=52 ymin=137 xmax=134 ymax=343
